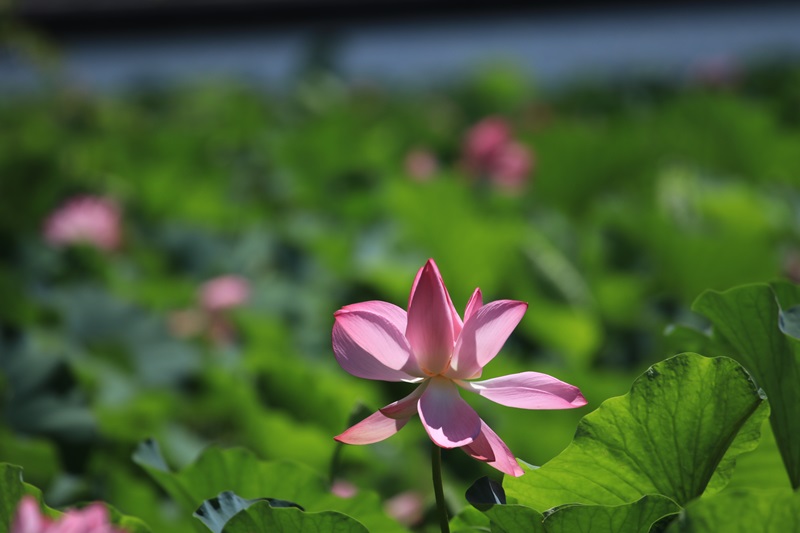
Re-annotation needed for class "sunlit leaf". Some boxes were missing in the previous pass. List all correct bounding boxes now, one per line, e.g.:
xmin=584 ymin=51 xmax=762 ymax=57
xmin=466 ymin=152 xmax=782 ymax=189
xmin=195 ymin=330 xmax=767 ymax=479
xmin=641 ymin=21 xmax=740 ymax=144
xmin=543 ymin=494 xmax=679 ymax=533
xmin=484 ymin=505 xmax=544 ymax=533
xmin=693 ymin=282 xmax=800 ymax=488
xmin=505 ymin=353 xmax=767 ymax=511
xmin=665 ymin=488 xmax=800 ymax=533
xmin=724 ymin=418 xmax=791 ymax=490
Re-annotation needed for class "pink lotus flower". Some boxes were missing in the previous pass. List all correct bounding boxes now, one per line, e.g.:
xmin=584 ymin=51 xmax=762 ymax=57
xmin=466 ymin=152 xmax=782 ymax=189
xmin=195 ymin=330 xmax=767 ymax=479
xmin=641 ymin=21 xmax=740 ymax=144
xmin=489 ymin=141 xmax=534 ymax=192
xmin=43 ymin=196 xmax=122 ymax=251
xmin=462 ymin=117 xmax=534 ymax=191
xmin=12 ymin=496 xmax=126 ymax=533
xmin=332 ymin=259 xmax=586 ymax=476
xmin=463 ymin=117 xmax=512 ymax=171
xmin=198 ymin=275 xmax=250 ymax=312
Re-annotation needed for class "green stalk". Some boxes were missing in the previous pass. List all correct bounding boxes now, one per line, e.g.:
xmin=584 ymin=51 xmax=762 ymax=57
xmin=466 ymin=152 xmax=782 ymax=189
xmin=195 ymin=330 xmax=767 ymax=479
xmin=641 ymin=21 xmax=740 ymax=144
xmin=431 ymin=444 xmax=450 ymax=533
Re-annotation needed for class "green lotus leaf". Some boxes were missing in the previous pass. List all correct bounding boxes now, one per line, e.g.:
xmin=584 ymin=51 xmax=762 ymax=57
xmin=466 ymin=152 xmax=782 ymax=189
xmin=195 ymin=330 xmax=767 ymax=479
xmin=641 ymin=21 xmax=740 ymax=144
xmin=543 ymin=494 xmax=679 ymax=533
xmin=693 ymin=282 xmax=800 ymax=488
xmin=133 ymin=440 xmax=403 ymax=533
xmin=221 ymin=501 xmax=367 ymax=533
xmin=665 ymin=488 xmax=800 ymax=532
xmin=505 ymin=353 xmax=767 ymax=511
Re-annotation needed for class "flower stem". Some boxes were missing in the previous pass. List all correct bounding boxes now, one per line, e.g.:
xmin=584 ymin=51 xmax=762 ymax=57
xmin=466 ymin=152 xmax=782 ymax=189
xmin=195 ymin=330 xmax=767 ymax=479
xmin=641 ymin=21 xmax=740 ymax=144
xmin=431 ymin=444 xmax=450 ymax=533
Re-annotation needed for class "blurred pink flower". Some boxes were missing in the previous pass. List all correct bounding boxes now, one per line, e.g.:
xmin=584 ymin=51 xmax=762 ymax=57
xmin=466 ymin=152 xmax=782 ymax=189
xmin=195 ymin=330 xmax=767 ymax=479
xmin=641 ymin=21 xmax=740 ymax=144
xmin=689 ymin=55 xmax=740 ymax=89
xmin=330 ymin=479 xmax=358 ymax=499
xmin=462 ymin=117 xmax=534 ymax=191
xmin=463 ymin=116 xmax=512 ymax=171
xmin=198 ymin=275 xmax=251 ymax=312
xmin=489 ymin=141 xmax=535 ymax=192
xmin=384 ymin=491 xmax=425 ymax=527
xmin=12 ymin=496 xmax=126 ymax=533
xmin=404 ymin=148 xmax=439 ymax=181
xmin=43 ymin=196 xmax=122 ymax=251
xmin=332 ymin=259 xmax=586 ymax=476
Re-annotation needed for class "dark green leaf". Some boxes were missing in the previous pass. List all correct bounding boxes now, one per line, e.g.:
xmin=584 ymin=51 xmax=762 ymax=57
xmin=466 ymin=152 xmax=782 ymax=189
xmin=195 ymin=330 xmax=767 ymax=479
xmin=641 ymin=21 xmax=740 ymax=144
xmin=466 ymin=477 xmax=506 ymax=508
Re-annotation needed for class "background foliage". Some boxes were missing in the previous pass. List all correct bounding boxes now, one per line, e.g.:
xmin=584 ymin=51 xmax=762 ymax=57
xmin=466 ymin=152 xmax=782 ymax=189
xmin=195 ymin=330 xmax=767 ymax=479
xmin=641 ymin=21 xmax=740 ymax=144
xmin=1 ymin=53 xmax=800 ymax=531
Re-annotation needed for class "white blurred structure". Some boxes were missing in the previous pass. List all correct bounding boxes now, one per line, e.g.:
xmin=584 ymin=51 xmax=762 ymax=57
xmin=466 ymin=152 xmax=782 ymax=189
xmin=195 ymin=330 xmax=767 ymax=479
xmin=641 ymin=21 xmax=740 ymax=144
xmin=2 ymin=5 xmax=800 ymax=91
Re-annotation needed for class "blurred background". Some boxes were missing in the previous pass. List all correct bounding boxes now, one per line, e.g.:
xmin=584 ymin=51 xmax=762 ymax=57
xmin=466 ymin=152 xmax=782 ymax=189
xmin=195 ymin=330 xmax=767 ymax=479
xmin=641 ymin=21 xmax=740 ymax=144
xmin=2 ymin=1 xmax=800 ymax=530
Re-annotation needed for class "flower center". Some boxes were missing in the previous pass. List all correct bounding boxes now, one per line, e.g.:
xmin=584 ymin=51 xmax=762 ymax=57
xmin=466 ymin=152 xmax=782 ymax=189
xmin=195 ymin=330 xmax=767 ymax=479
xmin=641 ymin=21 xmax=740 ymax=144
xmin=420 ymin=356 xmax=452 ymax=377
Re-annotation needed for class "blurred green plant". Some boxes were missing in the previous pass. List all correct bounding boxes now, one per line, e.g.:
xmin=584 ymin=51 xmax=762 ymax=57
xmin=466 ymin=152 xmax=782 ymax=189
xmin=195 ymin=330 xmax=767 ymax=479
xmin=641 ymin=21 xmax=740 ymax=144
xmin=1 ymin=56 xmax=800 ymax=531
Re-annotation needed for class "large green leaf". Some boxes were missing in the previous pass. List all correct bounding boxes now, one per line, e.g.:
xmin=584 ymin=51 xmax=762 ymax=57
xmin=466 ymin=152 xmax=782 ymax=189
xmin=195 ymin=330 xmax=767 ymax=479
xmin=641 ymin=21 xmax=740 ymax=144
xmin=505 ymin=353 xmax=767 ymax=512
xmin=465 ymin=478 xmax=678 ymax=532
xmin=133 ymin=440 xmax=404 ymax=533
xmin=543 ymin=495 xmax=680 ymax=533
xmin=665 ymin=488 xmax=800 ymax=533
xmin=221 ymin=501 xmax=368 ymax=533
xmin=693 ymin=282 xmax=800 ymax=488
